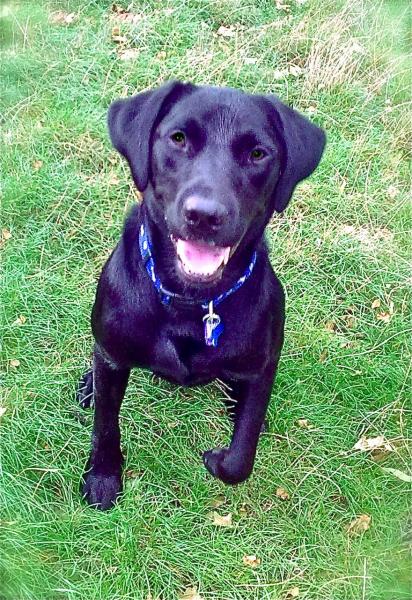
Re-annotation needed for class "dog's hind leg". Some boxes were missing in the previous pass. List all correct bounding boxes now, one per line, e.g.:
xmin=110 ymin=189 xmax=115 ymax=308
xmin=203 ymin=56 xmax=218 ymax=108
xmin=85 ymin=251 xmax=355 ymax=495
xmin=77 ymin=367 xmax=94 ymax=409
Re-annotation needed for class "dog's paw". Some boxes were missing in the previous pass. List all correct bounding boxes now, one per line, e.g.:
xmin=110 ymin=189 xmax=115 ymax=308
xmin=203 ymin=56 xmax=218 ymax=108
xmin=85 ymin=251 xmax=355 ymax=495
xmin=203 ymin=447 xmax=252 ymax=485
xmin=82 ymin=469 xmax=122 ymax=510
xmin=77 ymin=368 xmax=94 ymax=409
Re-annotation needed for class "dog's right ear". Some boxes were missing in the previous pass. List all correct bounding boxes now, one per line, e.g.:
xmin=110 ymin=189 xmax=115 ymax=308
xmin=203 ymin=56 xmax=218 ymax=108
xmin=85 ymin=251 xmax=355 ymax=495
xmin=108 ymin=80 xmax=195 ymax=192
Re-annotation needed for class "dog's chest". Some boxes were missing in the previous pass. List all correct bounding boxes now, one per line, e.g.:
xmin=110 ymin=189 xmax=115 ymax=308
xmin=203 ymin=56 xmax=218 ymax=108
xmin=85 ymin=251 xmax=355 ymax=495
xmin=150 ymin=325 xmax=220 ymax=386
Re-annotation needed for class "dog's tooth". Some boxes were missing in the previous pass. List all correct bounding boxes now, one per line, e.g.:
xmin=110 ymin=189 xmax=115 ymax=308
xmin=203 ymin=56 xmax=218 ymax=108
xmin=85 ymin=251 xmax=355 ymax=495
xmin=223 ymin=247 xmax=231 ymax=265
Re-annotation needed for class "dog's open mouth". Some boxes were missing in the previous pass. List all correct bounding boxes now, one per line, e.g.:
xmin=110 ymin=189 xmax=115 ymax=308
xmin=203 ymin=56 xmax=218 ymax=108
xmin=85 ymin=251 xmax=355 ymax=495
xmin=172 ymin=237 xmax=230 ymax=282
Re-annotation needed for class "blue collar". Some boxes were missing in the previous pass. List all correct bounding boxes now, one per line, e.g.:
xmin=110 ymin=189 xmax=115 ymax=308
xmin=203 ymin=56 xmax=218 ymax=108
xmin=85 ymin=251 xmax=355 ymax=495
xmin=138 ymin=219 xmax=257 ymax=347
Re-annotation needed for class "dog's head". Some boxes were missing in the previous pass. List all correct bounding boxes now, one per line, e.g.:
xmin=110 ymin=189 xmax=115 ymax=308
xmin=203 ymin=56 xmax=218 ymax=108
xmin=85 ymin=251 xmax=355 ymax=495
xmin=108 ymin=81 xmax=325 ymax=283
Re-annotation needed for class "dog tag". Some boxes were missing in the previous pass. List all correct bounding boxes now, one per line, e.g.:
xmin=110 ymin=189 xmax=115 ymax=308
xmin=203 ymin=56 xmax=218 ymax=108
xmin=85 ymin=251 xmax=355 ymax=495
xmin=203 ymin=301 xmax=224 ymax=347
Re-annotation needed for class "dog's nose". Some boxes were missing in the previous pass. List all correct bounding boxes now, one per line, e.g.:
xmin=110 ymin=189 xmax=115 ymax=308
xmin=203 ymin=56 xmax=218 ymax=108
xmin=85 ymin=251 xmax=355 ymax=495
xmin=183 ymin=196 xmax=227 ymax=232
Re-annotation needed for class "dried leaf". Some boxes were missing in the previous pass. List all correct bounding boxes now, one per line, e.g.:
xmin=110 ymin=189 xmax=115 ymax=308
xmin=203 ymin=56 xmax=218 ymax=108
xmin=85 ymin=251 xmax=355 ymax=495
xmin=156 ymin=50 xmax=167 ymax=60
xmin=210 ymin=495 xmax=226 ymax=509
xmin=0 ymin=407 xmax=6 ymax=418
xmin=238 ymin=502 xmax=251 ymax=516
xmin=346 ymin=514 xmax=371 ymax=535
xmin=325 ymin=320 xmax=336 ymax=332
xmin=49 ymin=11 xmax=77 ymax=25
xmin=319 ymin=349 xmax=328 ymax=363
xmin=371 ymin=298 xmax=381 ymax=309
xmin=216 ymin=25 xmax=236 ymax=38
xmin=125 ymin=469 xmax=139 ymax=479
xmin=353 ymin=435 xmax=394 ymax=453
xmin=12 ymin=315 xmax=26 ymax=326
xmin=10 ymin=359 xmax=20 ymax=368
xmin=111 ymin=4 xmax=141 ymax=23
xmin=32 ymin=159 xmax=43 ymax=170
xmin=242 ymin=554 xmax=261 ymax=568
xmin=276 ymin=487 xmax=290 ymax=501
xmin=297 ymin=418 xmax=313 ymax=429
xmin=285 ymin=587 xmax=300 ymax=598
xmin=275 ymin=1 xmax=290 ymax=11
xmin=108 ymin=173 xmax=120 ymax=185
xmin=381 ymin=467 xmax=412 ymax=483
xmin=289 ymin=64 xmax=303 ymax=77
xmin=111 ymin=26 xmax=127 ymax=43
xmin=343 ymin=315 xmax=356 ymax=329
xmin=387 ymin=185 xmax=399 ymax=199
xmin=210 ymin=511 xmax=233 ymax=527
xmin=2 ymin=228 xmax=12 ymax=241
xmin=118 ymin=48 xmax=140 ymax=60
xmin=107 ymin=565 xmax=118 ymax=574
xmin=179 ymin=586 xmax=204 ymax=600
xmin=376 ymin=311 xmax=391 ymax=324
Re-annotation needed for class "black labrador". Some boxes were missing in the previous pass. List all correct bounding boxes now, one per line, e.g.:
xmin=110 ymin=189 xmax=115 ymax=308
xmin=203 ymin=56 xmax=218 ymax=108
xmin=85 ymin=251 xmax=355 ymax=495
xmin=78 ymin=81 xmax=325 ymax=510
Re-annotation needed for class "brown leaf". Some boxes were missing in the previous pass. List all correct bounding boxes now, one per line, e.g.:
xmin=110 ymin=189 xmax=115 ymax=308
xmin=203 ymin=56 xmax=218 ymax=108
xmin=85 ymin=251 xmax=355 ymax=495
xmin=325 ymin=320 xmax=336 ymax=332
xmin=2 ymin=228 xmax=12 ymax=241
xmin=297 ymin=418 xmax=313 ymax=430
xmin=243 ymin=554 xmax=261 ymax=568
xmin=108 ymin=173 xmax=120 ymax=185
xmin=289 ymin=64 xmax=303 ymax=77
xmin=118 ymin=48 xmax=140 ymax=60
xmin=12 ymin=315 xmax=27 ymax=326
xmin=216 ymin=25 xmax=236 ymax=38
xmin=276 ymin=487 xmax=290 ymax=501
xmin=353 ymin=435 xmax=394 ymax=453
xmin=156 ymin=50 xmax=167 ymax=60
xmin=285 ymin=587 xmax=300 ymax=598
xmin=210 ymin=511 xmax=233 ymax=527
xmin=346 ymin=514 xmax=371 ymax=535
xmin=376 ymin=311 xmax=391 ymax=324
xmin=49 ymin=11 xmax=77 ymax=25
xmin=210 ymin=495 xmax=226 ymax=508
xmin=32 ymin=159 xmax=43 ymax=170
xmin=275 ymin=1 xmax=290 ymax=11
xmin=343 ymin=315 xmax=356 ymax=329
xmin=178 ymin=587 xmax=204 ymax=600
xmin=371 ymin=298 xmax=381 ymax=309
xmin=238 ymin=502 xmax=251 ymax=516
xmin=111 ymin=26 xmax=127 ymax=43
xmin=125 ymin=469 xmax=139 ymax=479
xmin=387 ymin=185 xmax=399 ymax=199
xmin=10 ymin=359 xmax=20 ymax=368
xmin=319 ymin=349 xmax=328 ymax=363
xmin=111 ymin=4 xmax=141 ymax=24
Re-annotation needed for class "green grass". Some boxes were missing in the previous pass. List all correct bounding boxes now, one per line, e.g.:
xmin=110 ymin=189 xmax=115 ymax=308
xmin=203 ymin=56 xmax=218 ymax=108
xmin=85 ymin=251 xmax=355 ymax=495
xmin=1 ymin=1 xmax=411 ymax=598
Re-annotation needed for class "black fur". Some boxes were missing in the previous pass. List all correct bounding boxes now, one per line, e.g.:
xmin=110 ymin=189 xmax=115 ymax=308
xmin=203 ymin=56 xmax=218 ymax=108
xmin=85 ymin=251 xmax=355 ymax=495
xmin=79 ymin=81 xmax=325 ymax=509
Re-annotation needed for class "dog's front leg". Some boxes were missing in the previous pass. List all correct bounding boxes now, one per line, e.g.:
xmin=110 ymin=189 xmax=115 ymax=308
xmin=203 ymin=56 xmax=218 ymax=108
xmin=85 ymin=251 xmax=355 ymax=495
xmin=82 ymin=347 xmax=130 ymax=510
xmin=203 ymin=361 xmax=277 ymax=485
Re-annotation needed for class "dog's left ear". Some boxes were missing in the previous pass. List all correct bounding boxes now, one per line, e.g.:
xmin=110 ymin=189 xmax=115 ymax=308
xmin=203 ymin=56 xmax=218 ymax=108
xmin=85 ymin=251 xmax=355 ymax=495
xmin=108 ymin=80 xmax=196 ymax=191
xmin=261 ymin=96 xmax=326 ymax=213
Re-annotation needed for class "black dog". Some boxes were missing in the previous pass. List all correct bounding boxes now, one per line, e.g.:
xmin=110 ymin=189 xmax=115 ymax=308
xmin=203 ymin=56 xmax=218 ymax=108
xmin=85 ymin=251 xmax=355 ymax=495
xmin=78 ymin=81 xmax=325 ymax=510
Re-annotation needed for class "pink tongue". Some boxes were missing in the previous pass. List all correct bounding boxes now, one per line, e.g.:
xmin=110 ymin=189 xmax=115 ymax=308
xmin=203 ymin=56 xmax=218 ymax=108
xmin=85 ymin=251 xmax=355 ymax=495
xmin=176 ymin=239 xmax=229 ymax=276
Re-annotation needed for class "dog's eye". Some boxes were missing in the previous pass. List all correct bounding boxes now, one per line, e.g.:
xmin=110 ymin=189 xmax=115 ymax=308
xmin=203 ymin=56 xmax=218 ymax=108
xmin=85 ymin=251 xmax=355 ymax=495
xmin=170 ymin=131 xmax=186 ymax=146
xmin=250 ymin=148 xmax=266 ymax=162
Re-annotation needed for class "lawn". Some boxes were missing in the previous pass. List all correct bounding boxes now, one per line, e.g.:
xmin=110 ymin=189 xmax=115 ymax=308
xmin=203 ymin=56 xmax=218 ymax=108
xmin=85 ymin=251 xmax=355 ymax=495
xmin=0 ymin=1 xmax=411 ymax=599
